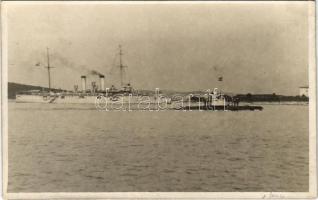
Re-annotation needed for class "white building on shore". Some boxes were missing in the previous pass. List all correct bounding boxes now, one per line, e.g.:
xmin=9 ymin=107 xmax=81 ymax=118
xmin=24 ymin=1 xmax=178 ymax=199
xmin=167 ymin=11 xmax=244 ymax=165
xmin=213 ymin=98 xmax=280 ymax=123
xmin=299 ymin=86 xmax=309 ymax=97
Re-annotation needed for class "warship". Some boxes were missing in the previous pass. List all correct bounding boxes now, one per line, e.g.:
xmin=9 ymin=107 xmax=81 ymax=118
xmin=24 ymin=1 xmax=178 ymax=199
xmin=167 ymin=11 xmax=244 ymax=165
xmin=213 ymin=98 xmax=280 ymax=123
xmin=15 ymin=46 xmax=172 ymax=105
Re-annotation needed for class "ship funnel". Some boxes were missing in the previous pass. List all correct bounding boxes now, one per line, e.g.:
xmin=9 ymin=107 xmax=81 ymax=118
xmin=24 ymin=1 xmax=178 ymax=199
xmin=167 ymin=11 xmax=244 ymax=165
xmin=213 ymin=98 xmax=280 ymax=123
xmin=81 ymin=76 xmax=86 ymax=93
xmin=91 ymin=82 xmax=97 ymax=94
xmin=99 ymin=75 xmax=105 ymax=91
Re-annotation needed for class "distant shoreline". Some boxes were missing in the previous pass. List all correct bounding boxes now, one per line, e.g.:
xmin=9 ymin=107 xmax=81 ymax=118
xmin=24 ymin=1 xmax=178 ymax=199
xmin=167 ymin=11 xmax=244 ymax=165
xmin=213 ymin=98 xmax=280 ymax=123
xmin=244 ymin=102 xmax=308 ymax=106
xmin=8 ymin=100 xmax=308 ymax=106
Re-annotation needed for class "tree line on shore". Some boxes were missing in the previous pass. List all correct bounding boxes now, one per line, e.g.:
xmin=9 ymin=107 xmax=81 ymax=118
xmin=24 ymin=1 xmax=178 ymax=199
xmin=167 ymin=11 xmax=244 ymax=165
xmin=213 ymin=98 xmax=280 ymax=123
xmin=234 ymin=93 xmax=308 ymax=102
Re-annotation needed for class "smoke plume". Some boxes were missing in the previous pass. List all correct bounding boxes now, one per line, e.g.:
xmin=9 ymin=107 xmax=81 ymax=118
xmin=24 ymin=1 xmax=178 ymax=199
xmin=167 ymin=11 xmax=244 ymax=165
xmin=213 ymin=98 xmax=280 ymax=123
xmin=89 ymin=70 xmax=104 ymax=76
xmin=51 ymin=52 xmax=104 ymax=76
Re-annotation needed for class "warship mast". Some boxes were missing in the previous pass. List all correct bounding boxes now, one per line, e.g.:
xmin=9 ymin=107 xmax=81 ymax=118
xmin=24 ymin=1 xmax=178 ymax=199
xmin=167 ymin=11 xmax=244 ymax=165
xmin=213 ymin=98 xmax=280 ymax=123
xmin=46 ymin=47 xmax=53 ymax=92
xmin=119 ymin=45 xmax=127 ymax=87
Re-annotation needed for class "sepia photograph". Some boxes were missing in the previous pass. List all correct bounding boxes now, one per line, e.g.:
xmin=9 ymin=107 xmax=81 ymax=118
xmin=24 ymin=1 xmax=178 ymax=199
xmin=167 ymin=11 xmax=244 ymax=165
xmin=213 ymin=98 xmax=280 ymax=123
xmin=1 ymin=1 xmax=317 ymax=199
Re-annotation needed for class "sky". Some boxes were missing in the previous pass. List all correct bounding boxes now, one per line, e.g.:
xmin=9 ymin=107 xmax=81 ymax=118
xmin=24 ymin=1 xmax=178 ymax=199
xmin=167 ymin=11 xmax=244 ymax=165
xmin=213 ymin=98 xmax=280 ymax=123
xmin=5 ymin=2 xmax=310 ymax=95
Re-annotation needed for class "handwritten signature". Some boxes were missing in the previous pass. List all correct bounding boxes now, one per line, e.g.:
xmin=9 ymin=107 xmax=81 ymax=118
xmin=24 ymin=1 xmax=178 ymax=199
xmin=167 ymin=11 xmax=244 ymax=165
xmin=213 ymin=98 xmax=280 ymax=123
xmin=262 ymin=192 xmax=285 ymax=199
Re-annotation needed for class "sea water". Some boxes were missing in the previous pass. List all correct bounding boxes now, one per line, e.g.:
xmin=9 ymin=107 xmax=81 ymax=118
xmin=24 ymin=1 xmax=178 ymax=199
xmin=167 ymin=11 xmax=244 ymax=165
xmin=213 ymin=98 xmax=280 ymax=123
xmin=8 ymin=102 xmax=309 ymax=192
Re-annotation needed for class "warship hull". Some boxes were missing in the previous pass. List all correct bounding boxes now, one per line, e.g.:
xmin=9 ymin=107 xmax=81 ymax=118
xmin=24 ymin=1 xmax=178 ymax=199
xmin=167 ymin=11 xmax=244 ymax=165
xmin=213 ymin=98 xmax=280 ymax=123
xmin=15 ymin=94 xmax=168 ymax=104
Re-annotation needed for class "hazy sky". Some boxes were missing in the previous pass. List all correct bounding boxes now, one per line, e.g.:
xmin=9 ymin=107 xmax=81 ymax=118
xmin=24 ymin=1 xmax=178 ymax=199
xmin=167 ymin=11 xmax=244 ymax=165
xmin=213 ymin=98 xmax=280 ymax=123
xmin=5 ymin=2 xmax=310 ymax=95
